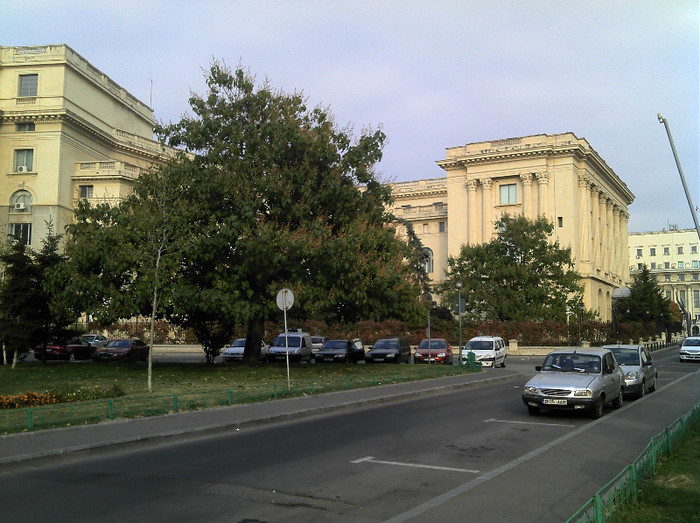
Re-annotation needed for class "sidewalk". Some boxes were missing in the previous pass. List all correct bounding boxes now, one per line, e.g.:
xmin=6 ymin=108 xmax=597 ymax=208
xmin=0 ymin=369 xmax=521 ymax=471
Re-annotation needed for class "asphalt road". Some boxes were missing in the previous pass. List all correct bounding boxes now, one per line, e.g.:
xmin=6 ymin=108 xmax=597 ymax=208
xmin=1 ymin=350 xmax=697 ymax=522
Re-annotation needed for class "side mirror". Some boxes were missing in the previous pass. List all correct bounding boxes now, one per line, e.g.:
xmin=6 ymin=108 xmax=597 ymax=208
xmin=535 ymin=365 xmax=542 ymax=371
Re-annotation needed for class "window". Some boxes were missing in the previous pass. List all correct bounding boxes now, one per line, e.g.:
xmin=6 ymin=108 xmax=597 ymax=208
xmin=694 ymin=290 xmax=700 ymax=309
xmin=651 ymin=262 xmax=656 ymax=269
xmin=79 ymin=185 xmax=94 ymax=198
xmin=439 ymin=221 xmax=446 ymax=233
xmin=679 ymin=274 xmax=685 ymax=282
xmin=8 ymin=223 xmax=31 ymax=246
xmin=557 ymin=217 xmax=563 ymax=227
xmin=664 ymin=247 xmax=670 ymax=255
xmin=664 ymin=262 xmax=670 ymax=269
xmin=499 ymin=184 xmax=517 ymax=205
xmin=637 ymin=263 xmax=643 ymax=270
xmin=692 ymin=246 xmax=697 ymax=254
xmin=679 ymin=290 xmax=687 ymax=306
xmin=16 ymin=122 xmax=35 ymax=132
xmin=678 ymin=246 xmax=684 ymax=255
xmin=422 ymin=223 xmax=429 ymax=234
xmin=694 ymin=274 xmax=699 ymax=281
xmin=665 ymin=290 xmax=672 ymax=300
xmin=678 ymin=261 xmax=684 ymax=269
xmin=694 ymin=261 xmax=699 ymax=269
xmin=650 ymin=248 xmax=656 ymax=256
xmin=636 ymin=248 xmax=642 ymax=257
xmin=10 ymin=190 xmax=32 ymax=212
xmin=422 ymin=248 xmax=434 ymax=274
xmin=664 ymin=274 xmax=671 ymax=281
xmin=18 ymin=74 xmax=38 ymax=97
xmin=14 ymin=149 xmax=34 ymax=171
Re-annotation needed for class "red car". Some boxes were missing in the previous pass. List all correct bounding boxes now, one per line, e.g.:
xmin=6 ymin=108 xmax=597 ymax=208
xmin=34 ymin=337 xmax=96 ymax=361
xmin=94 ymin=338 xmax=149 ymax=362
xmin=414 ymin=338 xmax=453 ymax=364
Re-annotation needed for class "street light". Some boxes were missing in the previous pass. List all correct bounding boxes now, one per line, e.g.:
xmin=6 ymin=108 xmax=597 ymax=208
xmin=456 ymin=282 xmax=463 ymax=366
xmin=578 ymin=301 xmax=585 ymax=347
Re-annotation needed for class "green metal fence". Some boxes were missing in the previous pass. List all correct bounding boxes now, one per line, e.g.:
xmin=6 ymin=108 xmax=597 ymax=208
xmin=0 ymin=362 xmax=482 ymax=434
xmin=567 ymin=398 xmax=700 ymax=523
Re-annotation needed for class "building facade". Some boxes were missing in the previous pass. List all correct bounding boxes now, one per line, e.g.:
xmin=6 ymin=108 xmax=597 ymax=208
xmin=629 ymin=228 xmax=700 ymax=334
xmin=391 ymin=133 xmax=635 ymax=321
xmin=0 ymin=44 xmax=165 ymax=248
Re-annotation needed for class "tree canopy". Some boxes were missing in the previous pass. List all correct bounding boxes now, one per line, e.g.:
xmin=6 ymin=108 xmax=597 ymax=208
xmin=437 ymin=215 xmax=582 ymax=322
xmin=616 ymin=265 xmax=676 ymax=337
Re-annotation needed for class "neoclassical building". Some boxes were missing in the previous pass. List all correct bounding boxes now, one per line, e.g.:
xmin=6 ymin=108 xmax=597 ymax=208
xmin=391 ymin=133 xmax=635 ymax=321
xmin=0 ymin=44 xmax=166 ymax=248
xmin=629 ymin=227 xmax=700 ymax=334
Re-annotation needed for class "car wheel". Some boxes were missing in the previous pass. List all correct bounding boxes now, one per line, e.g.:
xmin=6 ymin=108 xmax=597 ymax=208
xmin=590 ymin=397 xmax=605 ymax=419
xmin=527 ymin=405 xmax=540 ymax=416
xmin=649 ymin=375 xmax=657 ymax=392
xmin=501 ymin=356 xmax=506 ymax=368
xmin=638 ymin=380 xmax=646 ymax=399
xmin=69 ymin=353 xmax=76 ymax=362
xmin=612 ymin=389 xmax=623 ymax=409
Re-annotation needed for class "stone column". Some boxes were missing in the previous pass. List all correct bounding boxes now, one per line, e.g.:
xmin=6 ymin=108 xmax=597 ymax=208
xmin=467 ymin=179 xmax=479 ymax=245
xmin=520 ymin=172 xmax=533 ymax=219
xmin=535 ymin=171 xmax=549 ymax=217
xmin=481 ymin=177 xmax=493 ymax=242
xmin=577 ymin=172 xmax=591 ymax=265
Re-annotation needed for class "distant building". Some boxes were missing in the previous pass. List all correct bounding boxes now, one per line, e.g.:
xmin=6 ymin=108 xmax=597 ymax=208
xmin=390 ymin=133 xmax=635 ymax=321
xmin=629 ymin=227 xmax=700 ymax=334
xmin=0 ymin=44 xmax=167 ymax=248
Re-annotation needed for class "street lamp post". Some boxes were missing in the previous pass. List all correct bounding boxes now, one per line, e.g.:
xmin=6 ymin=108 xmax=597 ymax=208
xmin=578 ymin=301 xmax=584 ymax=347
xmin=456 ymin=282 xmax=463 ymax=366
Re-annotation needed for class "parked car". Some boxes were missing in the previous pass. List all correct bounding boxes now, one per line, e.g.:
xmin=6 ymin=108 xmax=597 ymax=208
xmin=414 ymin=338 xmax=453 ymax=364
xmin=94 ymin=338 xmax=149 ymax=362
xmin=603 ymin=344 xmax=657 ymax=399
xmin=521 ymin=347 xmax=624 ymax=418
xmin=34 ymin=337 xmax=96 ymax=361
xmin=365 ymin=337 xmax=411 ymax=364
xmin=79 ymin=333 xmax=109 ymax=348
xmin=461 ymin=336 xmax=506 ymax=367
xmin=679 ymin=336 xmax=700 ymax=362
xmin=315 ymin=339 xmax=365 ymax=363
xmin=222 ymin=338 xmax=268 ymax=362
xmin=311 ymin=336 xmax=328 ymax=354
xmin=267 ymin=329 xmax=313 ymax=363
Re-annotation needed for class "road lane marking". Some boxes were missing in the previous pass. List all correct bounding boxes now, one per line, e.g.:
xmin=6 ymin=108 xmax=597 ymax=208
xmin=351 ymin=456 xmax=479 ymax=474
xmin=484 ymin=418 xmax=575 ymax=428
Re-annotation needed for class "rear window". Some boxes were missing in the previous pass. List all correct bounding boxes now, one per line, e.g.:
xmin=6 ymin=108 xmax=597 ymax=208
xmin=272 ymin=335 xmax=301 ymax=348
xmin=611 ymin=348 xmax=640 ymax=365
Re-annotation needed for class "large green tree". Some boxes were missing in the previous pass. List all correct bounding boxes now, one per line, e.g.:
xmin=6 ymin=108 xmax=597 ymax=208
xmin=437 ymin=215 xmax=582 ymax=322
xmin=616 ymin=265 xmax=674 ymax=337
xmin=155 ymin=63 xmax=424 ymax=362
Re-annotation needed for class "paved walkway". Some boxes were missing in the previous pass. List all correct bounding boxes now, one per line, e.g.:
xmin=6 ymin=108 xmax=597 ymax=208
xmin=0 ymin=369 xmax=520 ymax=471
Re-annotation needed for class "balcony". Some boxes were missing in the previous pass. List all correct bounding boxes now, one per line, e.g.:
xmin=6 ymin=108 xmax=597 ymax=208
xmin=73 ymin=161 xmax=142 ymax=182
xmin=395 ymin=203 xmax=448 ymax=221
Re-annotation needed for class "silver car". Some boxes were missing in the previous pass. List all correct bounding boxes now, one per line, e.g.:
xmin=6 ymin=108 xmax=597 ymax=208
xmin=603 ymin=344 xmax=657 ymax=399
xmin=679 ymin=336 xmax=700 ymax=362
xmin=222 ymin=338 xmax=268 ymax=362
xmin=521 ymin=347 xmax=624 ymax=418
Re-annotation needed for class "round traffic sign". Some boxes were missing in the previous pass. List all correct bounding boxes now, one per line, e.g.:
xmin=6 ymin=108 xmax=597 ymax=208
xmin=276 ymin=288 xmax=294 ymax=311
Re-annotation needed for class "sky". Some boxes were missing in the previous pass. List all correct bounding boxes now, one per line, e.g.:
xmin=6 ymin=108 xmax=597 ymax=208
xmin=3 ymin=0 xmax=698 ymax=233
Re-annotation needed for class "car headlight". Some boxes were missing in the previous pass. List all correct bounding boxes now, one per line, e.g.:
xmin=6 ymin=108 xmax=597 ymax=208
xmin=574 ymin=389 xmax=592 ymax=397
xmin=625 ymin=371 xmax=639 ymax=380
xmin=437 ymin=352 xmax=446 ymax=357
xmin=523 ymin=386 xmax=539 ymax=394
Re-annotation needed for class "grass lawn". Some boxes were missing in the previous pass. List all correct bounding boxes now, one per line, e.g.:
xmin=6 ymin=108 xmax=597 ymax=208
xmin=610 ymin=422 xmax=700 ymax=522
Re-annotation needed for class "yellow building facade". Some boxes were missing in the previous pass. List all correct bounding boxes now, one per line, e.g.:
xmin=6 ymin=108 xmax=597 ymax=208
xmin=0 ymin=44 xmax=165 ymax=247
xmin=629 ymin=228 xmax=700 ymax=334
xmin=391 ymin=133 xmax=635 ymax=321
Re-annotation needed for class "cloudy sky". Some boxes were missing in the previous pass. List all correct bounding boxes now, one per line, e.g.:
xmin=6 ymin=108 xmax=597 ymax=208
xmin=4 ymin=1 xmax=698 ymax=233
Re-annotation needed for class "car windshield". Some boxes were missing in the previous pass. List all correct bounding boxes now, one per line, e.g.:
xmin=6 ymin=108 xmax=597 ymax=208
xmin=419 ymin=340 xmax=447 ymax=350
xmin=610 ymin=348 xmax=640 ymax=366
xmin=271 ymin=336 xmax=301 ymax=348
xmin=683 ymin=338 xmax=700 ymax=346
xmin=465 ymin=340 xmax=493 ymax=350
xmin=542 ymin=353 xmax=601 ymax=373
xmin=311 ymin=337 xmax=324 ymax=343
xmin=373 ymin=340 xmax=396 ymax=350
xmin=81 ymin=335 xmax=96 ymax=342
xmin=230 ymin=339 xmax=246 ymax=347
xmin=106 ymin=340 xmax=131 ymax=348
xmin=323 ymin=340 xmax=348 ymax=350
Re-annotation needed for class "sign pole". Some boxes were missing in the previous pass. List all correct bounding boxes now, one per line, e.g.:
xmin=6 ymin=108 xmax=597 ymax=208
xmin=276 ymin=288 xmax=295 ymax=391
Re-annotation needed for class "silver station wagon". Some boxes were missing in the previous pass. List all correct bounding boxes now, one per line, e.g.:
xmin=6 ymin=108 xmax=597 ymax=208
xmin=521 ymin=347 xmax=624 ymax=419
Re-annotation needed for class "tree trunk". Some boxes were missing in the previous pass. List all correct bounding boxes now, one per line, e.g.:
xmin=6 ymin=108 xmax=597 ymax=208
xmin=244 ymin=313 xmax=265 ymax=364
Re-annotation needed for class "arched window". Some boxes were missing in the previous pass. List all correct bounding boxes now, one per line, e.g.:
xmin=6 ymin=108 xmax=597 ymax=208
xmin=10 ymin=190 xmax=32 ymax=212
xmin=423 ymin=248 xmax=434 ymax=274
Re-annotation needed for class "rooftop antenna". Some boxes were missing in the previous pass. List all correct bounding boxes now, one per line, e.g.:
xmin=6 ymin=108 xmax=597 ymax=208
xmin=658 ymin=114 xmax=700 ymax=241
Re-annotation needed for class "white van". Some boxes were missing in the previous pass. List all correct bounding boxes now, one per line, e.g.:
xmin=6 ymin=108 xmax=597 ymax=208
xmin=462 ymin=336 xmax=507 ymax=367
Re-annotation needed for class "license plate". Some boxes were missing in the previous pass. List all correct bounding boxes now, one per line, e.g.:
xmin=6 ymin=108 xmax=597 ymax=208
xmin=543 ymin=398 xmax=567 ymax=405
xmin=374 ymin=357 xmax=384 ymax=361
